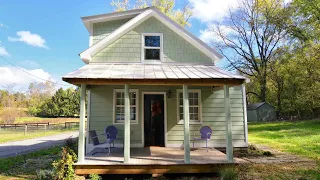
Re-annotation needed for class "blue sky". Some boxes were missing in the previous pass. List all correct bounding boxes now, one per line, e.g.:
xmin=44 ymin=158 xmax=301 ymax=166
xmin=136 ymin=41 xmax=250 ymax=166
xmin=0 ymin=0 xmax=238 ymax=91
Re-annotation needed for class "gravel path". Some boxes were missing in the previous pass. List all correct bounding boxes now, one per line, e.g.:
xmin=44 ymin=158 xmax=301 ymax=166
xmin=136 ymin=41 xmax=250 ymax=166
xmin=0 ymin=131 xmax=78 ymax=158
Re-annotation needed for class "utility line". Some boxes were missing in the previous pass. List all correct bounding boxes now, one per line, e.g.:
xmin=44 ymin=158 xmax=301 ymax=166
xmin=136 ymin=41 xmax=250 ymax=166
xmin=0 ymin=55 xmax=73 ymax=87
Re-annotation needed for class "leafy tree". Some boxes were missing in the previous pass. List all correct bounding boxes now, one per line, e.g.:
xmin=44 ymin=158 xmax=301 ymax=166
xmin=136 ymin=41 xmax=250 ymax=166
xmin=111 ymin=0 xmax=193 ymax=27
xmin=209 ymin=0 xmax=291 ymax=102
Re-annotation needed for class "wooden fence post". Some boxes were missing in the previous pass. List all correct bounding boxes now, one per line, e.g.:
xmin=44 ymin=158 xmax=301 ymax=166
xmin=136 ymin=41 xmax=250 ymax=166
xmin=44 ymin=124 xmax=47 ymax=133
xmin=24 ymin=125 xmax=28 ymax=136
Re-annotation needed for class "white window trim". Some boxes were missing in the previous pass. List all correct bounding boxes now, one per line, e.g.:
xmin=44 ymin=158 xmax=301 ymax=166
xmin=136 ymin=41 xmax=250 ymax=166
xmin=113 ymin=89 xmax=139 ymax=124
xmin=176 ymin=89 xmax=202 ymax=125
xmin=141 ymin=33 xmax=163 ymax=63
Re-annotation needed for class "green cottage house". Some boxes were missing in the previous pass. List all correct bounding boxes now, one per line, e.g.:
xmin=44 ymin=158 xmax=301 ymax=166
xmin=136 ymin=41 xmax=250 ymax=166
xmin=63 ymin=7 xmax=249 ymax=175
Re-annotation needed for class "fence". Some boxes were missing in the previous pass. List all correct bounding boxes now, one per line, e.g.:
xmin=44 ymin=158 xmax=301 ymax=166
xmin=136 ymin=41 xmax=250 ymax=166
xmin=0 ymin=121 xmax=80 ymax=135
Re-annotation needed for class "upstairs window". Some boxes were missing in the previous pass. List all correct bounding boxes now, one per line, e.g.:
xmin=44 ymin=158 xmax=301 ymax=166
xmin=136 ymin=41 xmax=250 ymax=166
xmin=142 ymin=33 xmax=163 ymax=62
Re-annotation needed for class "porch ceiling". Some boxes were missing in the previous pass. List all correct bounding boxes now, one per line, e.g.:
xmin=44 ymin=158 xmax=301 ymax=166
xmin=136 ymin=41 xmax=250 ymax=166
xmin=62 ymin=63 xmax=249 ymax=86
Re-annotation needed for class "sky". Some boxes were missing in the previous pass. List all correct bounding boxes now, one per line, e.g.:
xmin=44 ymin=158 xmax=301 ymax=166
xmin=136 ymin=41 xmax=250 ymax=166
xmin=0 ymin=0 xmax=240 ymax=91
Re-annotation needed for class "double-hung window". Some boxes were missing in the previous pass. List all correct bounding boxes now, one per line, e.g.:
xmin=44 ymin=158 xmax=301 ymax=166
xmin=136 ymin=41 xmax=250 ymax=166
xmin=113 ymin=89 xmax=138 ymax=124
xmin=177 ymin=90 xmax=202 ymax=124
xmin=142 ymin=33 xmax=163 ymax=62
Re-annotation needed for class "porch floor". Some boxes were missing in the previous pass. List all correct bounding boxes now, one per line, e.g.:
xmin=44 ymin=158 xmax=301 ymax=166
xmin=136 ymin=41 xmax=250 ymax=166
xmin=82 ymin=147 xmax=246 ymax=165
xmin=75 ymin=147 xmax=247 ymax=175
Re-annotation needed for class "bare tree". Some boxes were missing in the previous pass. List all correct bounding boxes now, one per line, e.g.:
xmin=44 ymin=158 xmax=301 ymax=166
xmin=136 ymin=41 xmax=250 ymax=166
xmin=210 ymin=0 xmax=291 ymax=102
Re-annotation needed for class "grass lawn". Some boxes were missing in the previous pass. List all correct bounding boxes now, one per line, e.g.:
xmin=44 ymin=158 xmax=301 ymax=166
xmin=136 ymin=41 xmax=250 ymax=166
xmin=0 ymin=146 xmax=62 ymax=180
xmin=0 ymin=128 xmax=77 ymax=143
xmin=248 ymin=119 xmax=320 ymax=160
xmin=14 ymin=117 xmax=79 ymax=124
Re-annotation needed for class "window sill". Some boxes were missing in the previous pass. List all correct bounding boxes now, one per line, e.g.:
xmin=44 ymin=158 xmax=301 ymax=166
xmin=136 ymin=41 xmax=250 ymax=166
xmin=177 ymin=120 xmax=202 ymax=125
xmin=113 ymin=121 xmax=139 ymax=125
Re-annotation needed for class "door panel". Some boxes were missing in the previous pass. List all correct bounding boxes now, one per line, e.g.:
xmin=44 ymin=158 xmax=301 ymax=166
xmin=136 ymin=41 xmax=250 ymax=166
xmin=144 ymin=94 xmax=165 ymax=147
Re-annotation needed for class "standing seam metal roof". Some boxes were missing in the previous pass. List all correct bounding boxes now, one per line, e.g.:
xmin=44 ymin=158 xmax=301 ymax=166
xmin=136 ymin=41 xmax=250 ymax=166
xmin=63 ymin=64 xmax=248 ymax=81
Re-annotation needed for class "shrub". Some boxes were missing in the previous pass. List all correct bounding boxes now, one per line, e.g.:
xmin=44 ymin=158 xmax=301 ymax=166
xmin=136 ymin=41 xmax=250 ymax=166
xmin=52 ymin=146 xmax=77 ymax=180
xmin=88 ymin=174 xmax=102 ymax=180
xmin=65 ymin=138 xmax=78 ymax=153
xmin=219 ymin=167 xmax=238 ymax=180
xmin=36 ymin=169 xmax=55 ymax=180
xmin=262 ymin=151 xmax=273 ymax=156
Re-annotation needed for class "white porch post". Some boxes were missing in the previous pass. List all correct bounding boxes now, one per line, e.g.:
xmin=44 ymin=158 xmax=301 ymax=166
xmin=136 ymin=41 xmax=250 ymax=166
xmin=124 ymin=84 xmax=130 ymax=163
xmin=224 ymin=85 xmax=233 ymax=162
xmin=183 ymin=84 xmax=190 ymax=163
xmin=78 ymin=84 xmax=86 ymax=163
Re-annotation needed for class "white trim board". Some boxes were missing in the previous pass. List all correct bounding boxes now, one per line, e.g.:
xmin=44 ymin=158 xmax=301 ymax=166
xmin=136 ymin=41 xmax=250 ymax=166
xmin=79 ymin=7 xmax=222 ymax=64
xmin=167 ymin=142 xmax=248 ymax=148
xmin=86 ymin=143 xmax=143 ymax=154
xmin=141 ymin=92 xmax=167 ymax=147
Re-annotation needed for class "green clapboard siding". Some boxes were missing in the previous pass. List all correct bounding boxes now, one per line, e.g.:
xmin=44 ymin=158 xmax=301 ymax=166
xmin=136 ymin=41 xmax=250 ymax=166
xmin=91 ymin=17 xmax=212 ymax=63
xmin=92 ymin=18 xmax=132 ymax=45
xmin=88 ymin=85 xmax=246 ymax=147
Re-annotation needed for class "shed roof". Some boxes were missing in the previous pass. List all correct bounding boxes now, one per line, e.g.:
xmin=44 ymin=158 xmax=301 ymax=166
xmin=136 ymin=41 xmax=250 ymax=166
xmin=62 ymin=63 xmax=249 ymax=86
xmin=247 ymin=102 xmax=267 ymax=110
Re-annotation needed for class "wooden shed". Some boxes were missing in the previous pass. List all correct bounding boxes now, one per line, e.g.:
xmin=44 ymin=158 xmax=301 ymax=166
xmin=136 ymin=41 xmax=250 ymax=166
xmin=247 ymin=102 xmax=276 ymax=122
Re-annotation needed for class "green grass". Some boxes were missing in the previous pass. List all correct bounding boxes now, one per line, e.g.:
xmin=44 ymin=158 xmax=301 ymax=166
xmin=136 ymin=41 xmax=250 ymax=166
xmin=248 ymin=119 xmax=320 ymax=160
xmin=0 ymin=146 xmax=61 ymax=180
xmin=0 ymin=127 xmax=77 ymax=143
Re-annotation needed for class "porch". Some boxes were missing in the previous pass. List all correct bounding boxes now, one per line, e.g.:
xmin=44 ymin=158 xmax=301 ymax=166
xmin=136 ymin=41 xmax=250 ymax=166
xmin=63 ymin=64 xmax=249 ymax=171
xmin=75 ymin=147 xmax=247 ymax=175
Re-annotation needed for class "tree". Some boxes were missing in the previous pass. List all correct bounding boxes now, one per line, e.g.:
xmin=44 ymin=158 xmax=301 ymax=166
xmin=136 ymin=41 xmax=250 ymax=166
xmin=209 ymin=0 xmax=291 ymax=102
xmin=111 ymin=0 xmax=192 ymax=27
xmin=27 ymin=81 xmax=55 ymax=116
xmin=289 ymin=0 xmax=320 ymax=42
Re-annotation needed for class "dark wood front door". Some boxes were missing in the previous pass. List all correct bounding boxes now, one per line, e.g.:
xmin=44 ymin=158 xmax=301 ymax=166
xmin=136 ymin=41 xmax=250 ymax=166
xmin=144 ymin=94 xmax=165 ymax=147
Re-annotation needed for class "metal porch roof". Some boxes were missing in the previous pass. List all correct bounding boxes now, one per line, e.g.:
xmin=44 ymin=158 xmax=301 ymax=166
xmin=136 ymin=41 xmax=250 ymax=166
xmin=62 ymin=64 xmax=249 ymax=86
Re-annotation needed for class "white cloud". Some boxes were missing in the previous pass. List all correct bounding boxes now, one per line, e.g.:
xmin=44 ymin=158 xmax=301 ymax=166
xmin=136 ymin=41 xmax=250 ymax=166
xmin=189 ymin=0 xmax=238 ymax=22
xmin=0 ymin=46 xmax=10 ymax=56
xmin=0 ymin=66 xmax=52 ymax=90
xmin=18 ymin=60 xmax=40 ymax=69
xmin=8 ymin=31 xmax=49 ymax=49
xmin=199 ymin=24 xmax=235 ymax=43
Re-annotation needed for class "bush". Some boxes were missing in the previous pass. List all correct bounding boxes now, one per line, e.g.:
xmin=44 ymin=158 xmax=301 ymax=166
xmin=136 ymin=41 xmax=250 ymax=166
xmin=52 ymin=146 xmax=77 ymax=180
xmin=262 ymin=151 xmax=273 ymax=156
xmin=65 ymin=138 xmax=78 ymax=153
xmin=36 ymin=169 xmax=55 ymax=180
xmin=219 ymin=167 xmax=238 ymax=180
xmin=88 ymin=174 xmax=102 ymax=180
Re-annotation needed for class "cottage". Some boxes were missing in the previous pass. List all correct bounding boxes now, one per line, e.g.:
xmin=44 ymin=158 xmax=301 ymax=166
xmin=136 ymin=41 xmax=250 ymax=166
xmin=63 ymin=7 xmax=249 ymax=174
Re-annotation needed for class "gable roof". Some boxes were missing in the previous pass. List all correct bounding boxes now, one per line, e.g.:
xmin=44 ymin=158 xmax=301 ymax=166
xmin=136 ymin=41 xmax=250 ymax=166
xmin=80 ymin=7 xmax=223 ymax=64
xmin=247 ymin=102 xmax=274 ymax=110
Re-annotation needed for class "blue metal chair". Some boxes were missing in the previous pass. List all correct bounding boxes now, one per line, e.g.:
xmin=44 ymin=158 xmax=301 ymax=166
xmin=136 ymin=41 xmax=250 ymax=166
xmin=193 ymin=126 xmax=213 ymax=152
xmin=89 ymin=130 xmax=110 ymax=155
xmin=105 ymin=126 xmax=123 ymax=152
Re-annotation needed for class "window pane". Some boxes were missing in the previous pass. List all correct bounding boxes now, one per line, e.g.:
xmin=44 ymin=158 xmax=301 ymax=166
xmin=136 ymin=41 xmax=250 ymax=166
xmin=194 ymin=99 xmax=198 ymax=105
xmin=189 ymin=92 xmax=194 ymax=98
xmin=190 ymin=114 xmax=194 ymax=120
xmin=179 ymin=99 xmax=183 ymax=106
xmin=194 ymin=93 xmax=198 ymax=98
xmin=194 ymin=114 xmax=199 ymax=120
xmin=145 ymin=49 xmax=160 ymax=60
xmin=130 ymin=107 xmax=136 ymax=114
xmin=130 ymin=98 xmax=136 ymax=105
xmin=189 ymin=107 xmax=193 ymax=113
xmin=179 ymin=113 xmax=183 ymax=120
xmin=179 ymin=107 xmax=183 ymax=114
xmin=194 ymin=107 xmax=198 ymax=113
xmin=130 ymin=113 xmax=136 ymax=120
xmin=145 ymin=36 xmax=160 ymax=47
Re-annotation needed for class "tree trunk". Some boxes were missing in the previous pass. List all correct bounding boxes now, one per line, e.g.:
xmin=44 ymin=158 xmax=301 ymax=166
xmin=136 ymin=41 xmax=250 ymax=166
xmin=260 ymin=77 xmax=267 ymax=102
